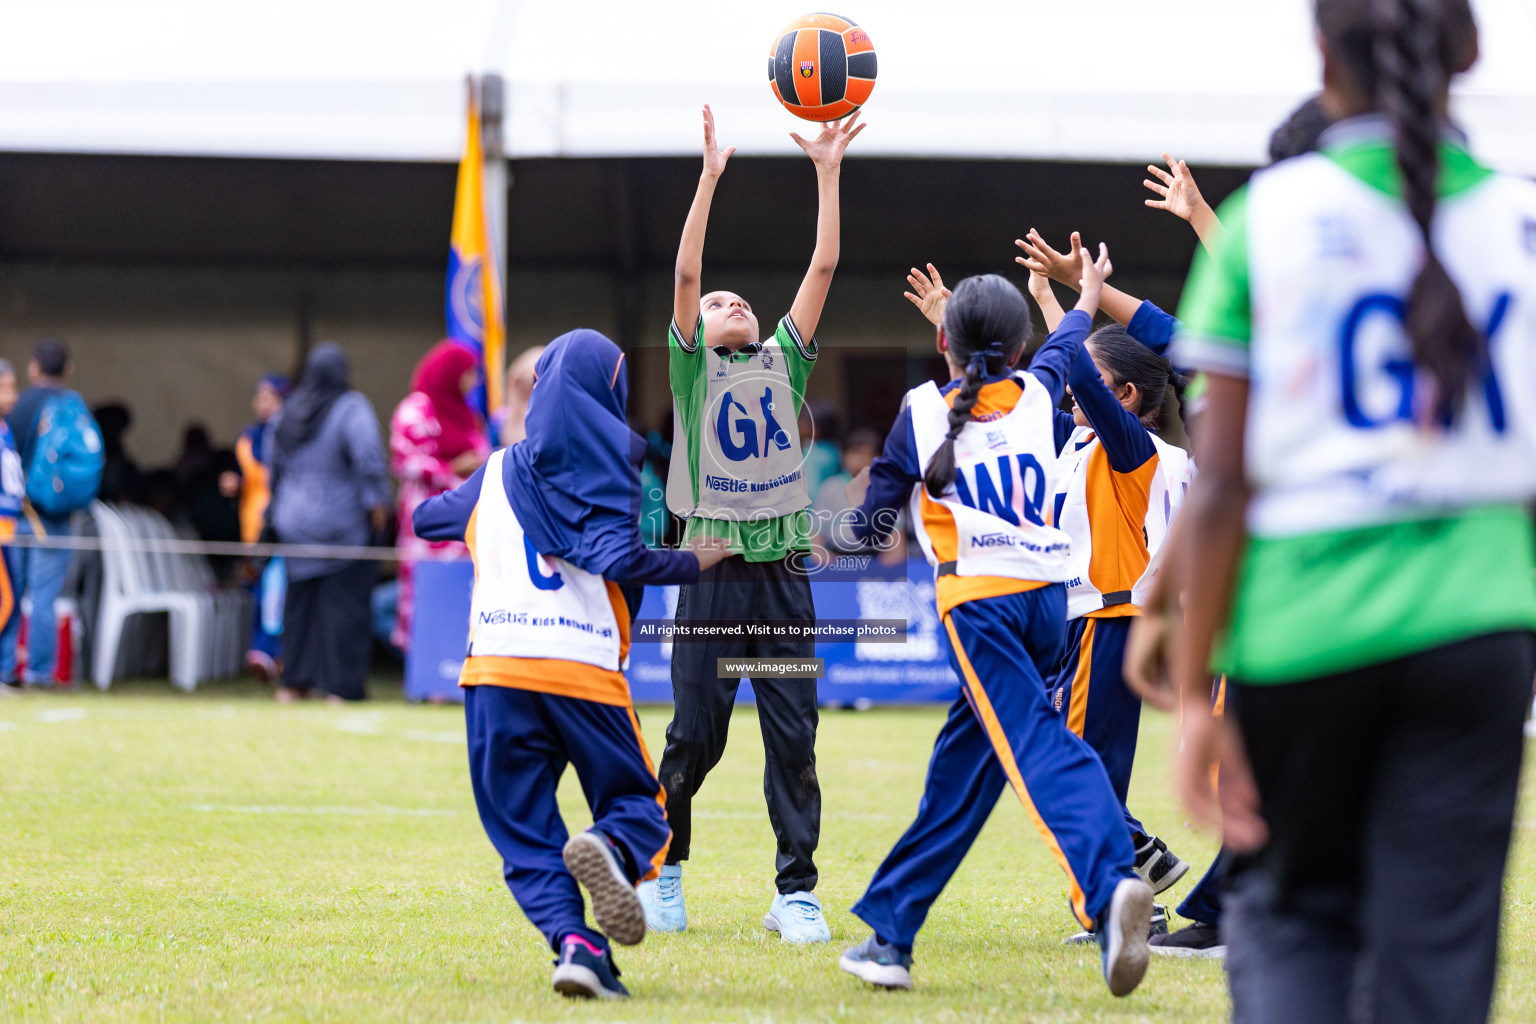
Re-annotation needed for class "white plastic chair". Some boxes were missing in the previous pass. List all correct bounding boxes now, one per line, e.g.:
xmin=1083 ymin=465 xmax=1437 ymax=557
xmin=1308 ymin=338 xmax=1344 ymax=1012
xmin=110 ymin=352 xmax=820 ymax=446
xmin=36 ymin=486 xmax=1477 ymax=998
xmin=89 ymin=502 xmax=210 ymax=691
xmin=168 ymin=519 xmax=248 ymax=678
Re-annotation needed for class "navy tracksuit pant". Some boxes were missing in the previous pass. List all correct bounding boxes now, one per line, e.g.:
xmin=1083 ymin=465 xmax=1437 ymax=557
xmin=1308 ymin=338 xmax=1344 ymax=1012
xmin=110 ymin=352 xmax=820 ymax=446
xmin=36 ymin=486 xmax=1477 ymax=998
xmin=853 ymin=586 xmax=1137 ymax=948
xmin=1050 ymin=615 xmax=1147 ymax=839
xmin=464 ymin=684 xmax=671 ymax=953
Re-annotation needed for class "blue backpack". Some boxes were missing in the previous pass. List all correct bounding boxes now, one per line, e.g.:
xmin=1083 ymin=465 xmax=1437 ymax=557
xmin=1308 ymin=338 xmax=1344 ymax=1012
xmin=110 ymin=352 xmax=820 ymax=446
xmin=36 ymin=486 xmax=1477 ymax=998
xmin=25 ymin=391 xmax=104 ymax=517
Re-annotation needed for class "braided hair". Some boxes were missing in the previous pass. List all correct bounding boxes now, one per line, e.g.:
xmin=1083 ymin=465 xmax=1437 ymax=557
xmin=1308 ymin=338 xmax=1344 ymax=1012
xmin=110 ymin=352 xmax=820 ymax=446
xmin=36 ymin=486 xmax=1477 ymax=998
xmin=923 ymin=275 xmax=1033 ymax=498
xmin=1316 ymin=0 xmax=1480 ymax=423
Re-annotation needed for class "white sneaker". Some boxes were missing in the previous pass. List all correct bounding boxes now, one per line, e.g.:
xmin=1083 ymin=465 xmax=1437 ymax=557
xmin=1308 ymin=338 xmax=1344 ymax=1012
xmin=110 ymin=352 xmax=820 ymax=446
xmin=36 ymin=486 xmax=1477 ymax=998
xmin=636 ymin=863 xmax=686 ymax=933
xmin=764 ymin=891 xmax=831 ymax=943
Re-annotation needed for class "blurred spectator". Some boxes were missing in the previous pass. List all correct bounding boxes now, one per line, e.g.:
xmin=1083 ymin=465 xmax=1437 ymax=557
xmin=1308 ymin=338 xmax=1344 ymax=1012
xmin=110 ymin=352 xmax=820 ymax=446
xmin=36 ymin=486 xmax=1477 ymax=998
xmin=2 ymin=339 xmax=98 ymax=687
xmin=389 ymin=341 xmax=489 ymax=652
xmin=812 ymin=428 xmax=882 ymax=552
xmin=269 ymin=343 xmax=389 ymax=704
xmin=139 ymin=469 xmax=178 ymax=520
xmin=799 ymin=399 xmax=844 ymax=502
xmin=0 ymin=362 xmax=21 ymax=690
xmin=176 ymin=424 xmax=241 ymax=571
xmin=230 ymin=374 xmax=290 ymax=682
xmin=494 ymin=344 xmax=545 ymax=447
xmin=94 ymin=403 xmax=143 ymax=504
xmin=638 ymin=412 xmax=681 ymax=549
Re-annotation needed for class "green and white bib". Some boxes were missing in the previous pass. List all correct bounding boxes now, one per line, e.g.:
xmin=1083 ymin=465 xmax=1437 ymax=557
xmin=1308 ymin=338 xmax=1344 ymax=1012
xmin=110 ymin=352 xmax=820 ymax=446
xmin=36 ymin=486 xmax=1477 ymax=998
xmin=1176 ymin=117 xmax=1536 ymax=682
xmin=667 ymin=314 xmax=816 ymax=525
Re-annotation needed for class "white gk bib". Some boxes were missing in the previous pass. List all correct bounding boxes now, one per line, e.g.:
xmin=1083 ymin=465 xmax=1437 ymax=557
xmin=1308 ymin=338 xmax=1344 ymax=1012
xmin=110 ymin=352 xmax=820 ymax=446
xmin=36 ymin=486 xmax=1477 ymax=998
xmin=668 ymin=339 xmax=811 ymax=520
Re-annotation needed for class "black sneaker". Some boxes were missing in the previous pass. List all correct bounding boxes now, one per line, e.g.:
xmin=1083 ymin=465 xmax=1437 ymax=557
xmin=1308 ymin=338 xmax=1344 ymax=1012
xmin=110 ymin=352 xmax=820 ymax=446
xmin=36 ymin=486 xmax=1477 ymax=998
xmin=839 ymin=933 xmax=913 ymax=990
xmin=551 ymin=935 xmax=629 ymax=999
xmin=1133 ymin=836 xmax=1190 ymax=895
xmin=1149 ymin=921 xmax=1226 ymax=959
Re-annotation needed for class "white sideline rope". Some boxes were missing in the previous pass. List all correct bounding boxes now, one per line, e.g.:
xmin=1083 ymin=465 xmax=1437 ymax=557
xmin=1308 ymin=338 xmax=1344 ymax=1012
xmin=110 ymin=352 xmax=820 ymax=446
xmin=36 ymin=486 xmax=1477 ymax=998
xmin=0 ymin=533 xmax=453 ymax=563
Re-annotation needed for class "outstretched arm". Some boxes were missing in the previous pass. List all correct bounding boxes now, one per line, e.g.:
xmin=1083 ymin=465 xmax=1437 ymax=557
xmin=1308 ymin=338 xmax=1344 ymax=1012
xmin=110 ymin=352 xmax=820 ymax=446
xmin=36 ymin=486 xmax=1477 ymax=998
xmin=1016 ymin=230 xmax=1143 ymax=326
xmin=1027 ymin=270 xmax=1066 ymax=333
xmin=787 ymin=113 xmax=865 ymax=342
xmin=674 ymin=104 xmax=735 ymax=340
xmin=1144 ymin=152 xmax=1224 ymax=251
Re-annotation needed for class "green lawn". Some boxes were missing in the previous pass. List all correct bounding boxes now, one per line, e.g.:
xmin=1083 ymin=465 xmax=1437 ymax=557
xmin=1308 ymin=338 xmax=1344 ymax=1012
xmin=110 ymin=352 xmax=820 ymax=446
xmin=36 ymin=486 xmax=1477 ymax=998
xmin=1 ymin=679 xmax=1533 ymax=1022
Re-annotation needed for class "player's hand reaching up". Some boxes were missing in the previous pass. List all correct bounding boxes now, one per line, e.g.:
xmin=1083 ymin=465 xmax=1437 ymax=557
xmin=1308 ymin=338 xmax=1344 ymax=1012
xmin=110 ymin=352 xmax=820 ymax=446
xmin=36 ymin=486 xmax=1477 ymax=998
xmin=790 ymin=112 xmax=865 ymax=173
xmin=701 ymin=104 xmax=735 ymax=180
xmin=903 ymin=263 xmax=950 ymax=326
xmin=1144 ymin=152 xmax=1223 ymax=247
xmin=1073 ymin=240 xmax=1112 ymax=319
xmin=1015 ymin=230 xmax=1085 ymax=292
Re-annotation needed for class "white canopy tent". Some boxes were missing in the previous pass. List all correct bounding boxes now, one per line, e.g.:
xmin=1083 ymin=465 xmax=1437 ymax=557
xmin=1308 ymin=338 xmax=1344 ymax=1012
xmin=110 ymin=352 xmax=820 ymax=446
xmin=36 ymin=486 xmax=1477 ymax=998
xmin=1 ymin=0 xmax=1534 ymax=170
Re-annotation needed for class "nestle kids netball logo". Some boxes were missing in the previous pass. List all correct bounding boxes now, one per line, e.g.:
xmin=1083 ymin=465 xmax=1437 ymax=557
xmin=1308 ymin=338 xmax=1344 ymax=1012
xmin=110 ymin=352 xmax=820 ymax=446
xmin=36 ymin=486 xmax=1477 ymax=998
xmin=799 ymin=61 xmax=814 ymax=77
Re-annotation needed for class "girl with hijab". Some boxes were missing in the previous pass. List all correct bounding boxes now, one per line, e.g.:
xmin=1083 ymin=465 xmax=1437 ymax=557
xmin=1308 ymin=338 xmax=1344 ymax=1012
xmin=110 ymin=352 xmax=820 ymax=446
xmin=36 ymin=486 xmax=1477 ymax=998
xmin=413 ymin=329 xmax=726 ymax=1000
xmin=269 ymin=343 xmax=390 ymax=703
xmin=389 ymin=341 xmax=489 ymax=651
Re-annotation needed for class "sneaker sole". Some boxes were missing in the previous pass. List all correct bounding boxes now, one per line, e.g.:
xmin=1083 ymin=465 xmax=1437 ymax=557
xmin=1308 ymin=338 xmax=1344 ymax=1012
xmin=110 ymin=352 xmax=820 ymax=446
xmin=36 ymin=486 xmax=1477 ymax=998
xmin=1104 ymin=879 xmax=1154 ymax=998
xmin=838 ymin=954 xmax=912 ymax=990
xmin=1149 ymin=943 xmax=1227 ymax=960
xmin=563 ymin=833 xmax=646 ymax=947
xmin=552 ymin=963 xmax=626 ymax=1000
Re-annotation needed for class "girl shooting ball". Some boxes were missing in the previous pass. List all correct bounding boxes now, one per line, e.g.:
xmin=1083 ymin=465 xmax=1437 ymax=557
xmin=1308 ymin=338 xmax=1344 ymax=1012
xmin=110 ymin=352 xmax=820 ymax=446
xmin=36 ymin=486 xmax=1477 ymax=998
xmin=642 ymin=104 xmax=863 ymax=943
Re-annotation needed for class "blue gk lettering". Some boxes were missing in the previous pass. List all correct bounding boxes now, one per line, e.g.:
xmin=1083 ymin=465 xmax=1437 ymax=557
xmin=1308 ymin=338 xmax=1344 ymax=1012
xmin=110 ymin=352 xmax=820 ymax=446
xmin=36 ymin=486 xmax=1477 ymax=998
xmin=1340 ymin=291 xmax=1511 ymax=431
xmin=523 ymin=534 xmax=564 ymax=591
xmin=717 ymin=391 xmax=759 ymax=462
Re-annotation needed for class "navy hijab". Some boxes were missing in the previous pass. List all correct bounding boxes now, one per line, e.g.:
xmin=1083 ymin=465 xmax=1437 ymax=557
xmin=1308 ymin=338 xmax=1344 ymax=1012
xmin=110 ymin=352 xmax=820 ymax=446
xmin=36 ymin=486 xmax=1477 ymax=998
xmin=504 ymin=329 xmax=644 ymax=576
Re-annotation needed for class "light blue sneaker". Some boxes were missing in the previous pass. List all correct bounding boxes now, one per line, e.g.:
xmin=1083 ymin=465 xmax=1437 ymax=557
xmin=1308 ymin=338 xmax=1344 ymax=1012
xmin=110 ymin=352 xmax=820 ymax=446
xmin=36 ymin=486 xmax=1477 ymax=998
xmin=764 ymin=890 xmax=831 ymax=943
xmin=636 ymin=864 xmax=686 ymax=933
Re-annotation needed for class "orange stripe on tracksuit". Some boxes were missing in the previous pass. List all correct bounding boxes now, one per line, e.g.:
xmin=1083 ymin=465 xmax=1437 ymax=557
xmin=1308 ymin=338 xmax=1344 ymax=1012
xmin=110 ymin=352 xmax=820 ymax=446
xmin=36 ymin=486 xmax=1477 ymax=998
xmin=850 ymin=585 xmax=1137 ymax=942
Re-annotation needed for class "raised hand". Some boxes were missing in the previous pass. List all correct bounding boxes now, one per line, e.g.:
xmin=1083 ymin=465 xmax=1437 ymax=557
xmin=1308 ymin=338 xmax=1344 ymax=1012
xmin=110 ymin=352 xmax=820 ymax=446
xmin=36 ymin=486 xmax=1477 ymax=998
xmin=1145 ymin=152 xmax=1223 ymax=247
xmin=1143 ymin=152 xmax=1205 ymax=222
xmin=702 ymin=104 xmax=735 ymax=180
xmin=789 ymin=112 xmax=866 ymax=172
xmin=1078 ymin=240 xmax=1113 ymax=297
xmin=1072 ymin=240 xmax=1113 ymax=319
xmin=903 ymin=263 xmax=951 ymax=326
xmin=1015 ymin=229 xmax=1085 ymax=291
xmin=1025 ymin=269 xmax=1065 ymax=332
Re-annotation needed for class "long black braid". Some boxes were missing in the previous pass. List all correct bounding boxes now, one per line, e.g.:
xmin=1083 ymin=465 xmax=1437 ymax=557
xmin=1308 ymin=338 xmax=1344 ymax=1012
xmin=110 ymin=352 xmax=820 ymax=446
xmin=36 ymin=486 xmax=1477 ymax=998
xmin=1318 ymin=0 xmax=1481 ymax=423
xmin=923 ymin=275 xmax=1032 ymax=498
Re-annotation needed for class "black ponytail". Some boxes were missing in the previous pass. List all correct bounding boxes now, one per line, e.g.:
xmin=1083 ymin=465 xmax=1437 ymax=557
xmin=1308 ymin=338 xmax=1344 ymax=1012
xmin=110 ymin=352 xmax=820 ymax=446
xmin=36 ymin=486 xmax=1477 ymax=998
xmin=1317 ymin=0 xmax=1480 ymax=423
xmin=923 ymin=275 xmax=1032 ymax=498
xmin=1168 ymin=366 xmax=1190 ymax=434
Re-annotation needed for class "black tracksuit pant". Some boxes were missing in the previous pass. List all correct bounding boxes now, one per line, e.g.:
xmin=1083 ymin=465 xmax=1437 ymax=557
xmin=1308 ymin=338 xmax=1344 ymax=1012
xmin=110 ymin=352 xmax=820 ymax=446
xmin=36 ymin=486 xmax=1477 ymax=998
xmin=1224 ymin=630 xmax=1535 ymax=1024
xmin=657 ymin=553 xmax=820 ymax=893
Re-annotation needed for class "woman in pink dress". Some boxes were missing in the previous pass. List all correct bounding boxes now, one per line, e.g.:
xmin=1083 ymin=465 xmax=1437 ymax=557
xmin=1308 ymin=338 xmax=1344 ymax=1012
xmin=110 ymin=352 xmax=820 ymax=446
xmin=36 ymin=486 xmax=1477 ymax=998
xmin=390 ymin=341 xmax=490 ymax=651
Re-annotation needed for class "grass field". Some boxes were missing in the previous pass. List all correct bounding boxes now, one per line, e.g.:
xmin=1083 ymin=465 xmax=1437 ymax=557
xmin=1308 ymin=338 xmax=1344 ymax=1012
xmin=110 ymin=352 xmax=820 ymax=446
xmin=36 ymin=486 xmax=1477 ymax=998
xmin=1 ymin=680 xmax=1535 ymax=1023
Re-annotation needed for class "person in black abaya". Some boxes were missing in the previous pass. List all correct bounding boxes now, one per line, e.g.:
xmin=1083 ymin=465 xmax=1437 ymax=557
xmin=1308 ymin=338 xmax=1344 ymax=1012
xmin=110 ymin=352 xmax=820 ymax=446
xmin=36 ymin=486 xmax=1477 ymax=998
xmin=267 ymin=343 xmax=390 ymax=703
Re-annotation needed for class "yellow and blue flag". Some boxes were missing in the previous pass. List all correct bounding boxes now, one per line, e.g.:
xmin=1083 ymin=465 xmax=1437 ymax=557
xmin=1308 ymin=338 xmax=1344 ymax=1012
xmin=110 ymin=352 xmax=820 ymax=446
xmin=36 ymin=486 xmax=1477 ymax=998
xmin=445 ymin=83 xmax=505 ymax=419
